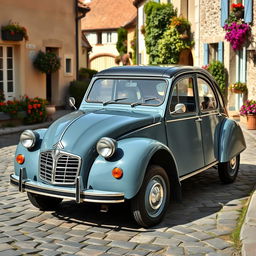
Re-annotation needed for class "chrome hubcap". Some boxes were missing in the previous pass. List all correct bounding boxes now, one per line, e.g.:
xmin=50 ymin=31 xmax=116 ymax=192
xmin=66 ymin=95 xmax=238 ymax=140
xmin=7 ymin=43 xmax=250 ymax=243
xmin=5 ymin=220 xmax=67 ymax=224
xmin=149 ymin=182 xmax=163 ymax=210
xmin=145 ymin=175 xmax=166 ymax=218
xmin=230 ymin=157 xmax=237 ymax=169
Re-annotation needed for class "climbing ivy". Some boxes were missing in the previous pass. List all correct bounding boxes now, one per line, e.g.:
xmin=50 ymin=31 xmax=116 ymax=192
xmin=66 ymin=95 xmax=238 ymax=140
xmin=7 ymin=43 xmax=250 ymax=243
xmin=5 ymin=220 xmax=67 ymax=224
xmin=207 ymin=61 xmax=227 ymax=94
xmin=144 ymin=1 xmax=177 ymax=64
xmin=158 ymin=26 xmax=193 ymax=64
xmin=116 ymin=28 xmax=128 ymax=56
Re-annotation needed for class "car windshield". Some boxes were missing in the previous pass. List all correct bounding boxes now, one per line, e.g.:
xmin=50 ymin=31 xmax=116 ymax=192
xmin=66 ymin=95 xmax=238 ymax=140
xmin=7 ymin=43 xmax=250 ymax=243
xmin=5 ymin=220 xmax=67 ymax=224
xmin=86 ymin=79 xmax=168 ymax=106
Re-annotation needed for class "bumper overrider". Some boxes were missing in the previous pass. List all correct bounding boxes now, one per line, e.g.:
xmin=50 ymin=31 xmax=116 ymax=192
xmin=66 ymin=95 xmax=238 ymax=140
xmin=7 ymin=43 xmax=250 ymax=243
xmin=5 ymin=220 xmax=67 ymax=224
xmin=10 ymin=169 xmax=124 ymax=204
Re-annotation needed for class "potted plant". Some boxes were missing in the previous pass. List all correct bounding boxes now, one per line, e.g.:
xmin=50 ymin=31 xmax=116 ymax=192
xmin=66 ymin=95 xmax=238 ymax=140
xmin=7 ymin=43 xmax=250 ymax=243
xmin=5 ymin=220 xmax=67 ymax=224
xmin=33 ymin=51 xmax=61 ymax=74
xmin=1 ymin=21 xmax=28 ymax=41
xmin=229 ymin=82 xmax=247 ymax=94
xmin=170 ymin=16 xmax=191 ymax=35
xmin=240 ymin=100 xmax=256 ymax=130
xmin=224 ymin=3 xmax=250 ymax=51
xmin=231 ymin=3 xmax=244 ymax=19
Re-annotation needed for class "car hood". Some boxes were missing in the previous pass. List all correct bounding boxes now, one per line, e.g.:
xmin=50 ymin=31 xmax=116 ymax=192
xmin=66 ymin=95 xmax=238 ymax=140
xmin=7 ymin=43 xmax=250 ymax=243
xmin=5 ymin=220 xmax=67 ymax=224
xmin=41 ymin=109 xmax=161 ymax=156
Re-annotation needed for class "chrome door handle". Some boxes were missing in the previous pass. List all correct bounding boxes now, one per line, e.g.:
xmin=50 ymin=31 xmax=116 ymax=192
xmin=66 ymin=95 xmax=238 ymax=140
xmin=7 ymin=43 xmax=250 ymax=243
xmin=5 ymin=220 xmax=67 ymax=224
xmin=195 ymin=118 xmax=202 ymax=122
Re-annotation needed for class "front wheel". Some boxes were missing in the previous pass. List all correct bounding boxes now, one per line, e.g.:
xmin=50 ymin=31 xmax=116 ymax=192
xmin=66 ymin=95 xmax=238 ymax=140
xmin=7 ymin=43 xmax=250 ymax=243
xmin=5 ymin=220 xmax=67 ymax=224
xmin=218 ymin=154 xmax=240 ymax=184
xmin=131 ymin=165 xmax=170 ymax=227
xmin=27 ymin=192 xmax=63 ymax=211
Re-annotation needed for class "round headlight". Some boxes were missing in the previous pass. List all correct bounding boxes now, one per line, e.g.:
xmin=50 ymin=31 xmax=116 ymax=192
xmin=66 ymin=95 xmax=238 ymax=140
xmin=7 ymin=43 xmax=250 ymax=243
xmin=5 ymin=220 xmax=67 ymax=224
xmin=20 ymin=130 xmax=37 ymax=149
xmin=96 ymin=137 xmax=117 ymax=158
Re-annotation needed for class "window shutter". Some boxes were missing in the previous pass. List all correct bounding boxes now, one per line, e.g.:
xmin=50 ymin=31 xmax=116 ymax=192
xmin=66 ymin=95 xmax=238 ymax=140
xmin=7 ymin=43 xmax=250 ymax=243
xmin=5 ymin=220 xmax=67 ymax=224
xmin=221 ymin=0 xmax=229 ymax=27
xmin=244 ymin=0 xmax=253 ymax=23
xmin=218 ymin=42 xmax=224 ymax=62
xmin=204 ymin=43 xmax=209 ymax=65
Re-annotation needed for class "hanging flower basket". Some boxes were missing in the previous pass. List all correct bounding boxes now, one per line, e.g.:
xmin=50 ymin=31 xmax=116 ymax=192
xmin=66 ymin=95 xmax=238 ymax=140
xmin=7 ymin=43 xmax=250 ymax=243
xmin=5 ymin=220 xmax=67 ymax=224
xmin=224 ymin=22 xmax=250 ymax=51
xmin=1 ymin=30 xmax=24 ymax=41
xmin=33 ymin=51 xmax=61 ymax=74
xmin=1 ymin=21 xmax=28 ymax=41
xmin=229 ymin=82 xmax=247 ymax=94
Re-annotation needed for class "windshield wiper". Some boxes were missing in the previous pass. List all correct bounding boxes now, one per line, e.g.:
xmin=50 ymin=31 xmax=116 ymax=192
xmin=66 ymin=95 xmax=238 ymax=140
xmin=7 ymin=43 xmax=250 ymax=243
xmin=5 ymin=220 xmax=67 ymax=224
xmin=131 ymin=97 xmax=159 ymax=107
xmin=103 ymin=97 xmax=128 ymax=106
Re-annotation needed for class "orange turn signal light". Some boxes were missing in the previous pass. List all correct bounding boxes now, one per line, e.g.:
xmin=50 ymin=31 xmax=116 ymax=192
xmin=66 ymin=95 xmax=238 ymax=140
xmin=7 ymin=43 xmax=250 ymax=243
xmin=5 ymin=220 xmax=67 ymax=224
xmin=112 ymin=167 xmax=123 ymax=179
xmin=16 ymin=154 xmax=25 ymax=164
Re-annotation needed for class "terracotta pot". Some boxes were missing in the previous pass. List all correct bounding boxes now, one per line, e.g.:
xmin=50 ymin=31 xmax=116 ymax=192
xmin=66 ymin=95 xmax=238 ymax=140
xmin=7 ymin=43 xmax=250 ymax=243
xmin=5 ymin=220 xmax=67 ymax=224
xmin=46 ymin=105 xmax=56 ymax=120
xmin=231 ymin=88 xmax=243 ymax=94
xmin=247 ymin=114 xmax=256 ymax=130
xmin=234 ymin=10 xmax=244 ymax=19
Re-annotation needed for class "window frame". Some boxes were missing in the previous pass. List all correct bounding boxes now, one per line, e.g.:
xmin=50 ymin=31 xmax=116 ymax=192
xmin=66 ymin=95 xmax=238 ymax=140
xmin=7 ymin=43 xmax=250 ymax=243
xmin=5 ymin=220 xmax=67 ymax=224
xmin=64 ymin=54 xmax=73 ymax=76
xmin=196 ymin=75 xmax=219 ymax=114
xmin=168 ymin=74 xmax=198 ymax=117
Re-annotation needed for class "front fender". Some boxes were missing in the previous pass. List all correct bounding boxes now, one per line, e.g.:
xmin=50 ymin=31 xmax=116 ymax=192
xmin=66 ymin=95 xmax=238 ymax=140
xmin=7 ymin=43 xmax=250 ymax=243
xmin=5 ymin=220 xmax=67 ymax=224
xmin=87 ymin=138 xmax=176 ymax=199
xmin=14 ymin=129 xmax=47 ymax=179
xmin=219 ymin=119 xmax=246 ymax=162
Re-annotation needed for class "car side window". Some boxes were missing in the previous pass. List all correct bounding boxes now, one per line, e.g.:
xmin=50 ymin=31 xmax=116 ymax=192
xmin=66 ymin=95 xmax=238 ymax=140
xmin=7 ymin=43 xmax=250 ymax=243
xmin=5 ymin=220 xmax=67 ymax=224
xmin=170 ymin=77 xmax=196 ymax=114
xmin=197 ymin=78 xmax=217 ymax=111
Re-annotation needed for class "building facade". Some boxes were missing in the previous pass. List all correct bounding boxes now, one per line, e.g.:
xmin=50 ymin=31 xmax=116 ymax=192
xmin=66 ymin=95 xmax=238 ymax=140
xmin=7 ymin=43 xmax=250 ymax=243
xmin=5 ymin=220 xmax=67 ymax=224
xmin=82 ymin=0 xmax=137 ymax=71
xmin=199 ymin=0 xmax=255 ymax=112
xmin=0 ymin=0 xmax=89 ymax=106
xmin=134 ymin=0 xmax=199 ymax=66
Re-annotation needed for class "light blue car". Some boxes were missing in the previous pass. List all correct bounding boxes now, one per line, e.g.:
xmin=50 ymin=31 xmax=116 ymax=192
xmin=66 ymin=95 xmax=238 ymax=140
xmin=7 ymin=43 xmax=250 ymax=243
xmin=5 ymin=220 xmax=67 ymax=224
xmin=10 ymin=66 xmax=246 ymax=227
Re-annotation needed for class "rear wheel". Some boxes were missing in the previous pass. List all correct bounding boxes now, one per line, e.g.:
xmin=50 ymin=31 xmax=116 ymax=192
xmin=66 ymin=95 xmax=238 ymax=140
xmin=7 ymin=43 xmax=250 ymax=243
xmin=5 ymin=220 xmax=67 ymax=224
xmin=27 ymin=192 xmax=63 ymax=210
xmin=218 ymin=154 xmax=240 ymax=184
xmin=131 ymin=165 xmax=170 ymax=227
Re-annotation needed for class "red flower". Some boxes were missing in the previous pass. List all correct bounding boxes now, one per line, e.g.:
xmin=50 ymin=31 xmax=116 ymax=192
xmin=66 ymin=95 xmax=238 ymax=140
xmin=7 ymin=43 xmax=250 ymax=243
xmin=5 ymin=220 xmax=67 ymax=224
xmin=37 ymin=104 xmax=41 ymax=108
xmin=10 ymin=31 xmax=15 ymax=35
xmin=39 ymin=112 xmax=43 ymax=116
xmin=33 ymin=104 xmax=37 ymax=109
xmin=28 ymin=105 xmax=33 ymax=110
xmin=28 ymin=110 xmax=31 ymax=114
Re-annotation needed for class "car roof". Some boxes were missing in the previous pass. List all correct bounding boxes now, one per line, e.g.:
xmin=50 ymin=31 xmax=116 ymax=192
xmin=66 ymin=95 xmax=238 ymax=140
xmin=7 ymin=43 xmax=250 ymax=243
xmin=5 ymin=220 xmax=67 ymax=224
xmin=95 ymin=65 xmax=210 ymax=78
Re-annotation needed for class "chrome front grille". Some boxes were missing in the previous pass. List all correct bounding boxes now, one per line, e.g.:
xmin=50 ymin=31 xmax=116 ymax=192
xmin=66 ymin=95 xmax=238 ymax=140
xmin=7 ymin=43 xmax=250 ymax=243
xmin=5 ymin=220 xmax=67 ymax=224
xmin=39 ymin=151 xmax=81 ymax=184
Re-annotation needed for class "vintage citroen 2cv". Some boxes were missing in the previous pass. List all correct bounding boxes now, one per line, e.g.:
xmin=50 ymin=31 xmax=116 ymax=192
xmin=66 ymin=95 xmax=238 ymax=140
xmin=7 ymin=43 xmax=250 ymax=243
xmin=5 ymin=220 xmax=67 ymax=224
xmin=10 ymin=66 xmax=246 ymax=227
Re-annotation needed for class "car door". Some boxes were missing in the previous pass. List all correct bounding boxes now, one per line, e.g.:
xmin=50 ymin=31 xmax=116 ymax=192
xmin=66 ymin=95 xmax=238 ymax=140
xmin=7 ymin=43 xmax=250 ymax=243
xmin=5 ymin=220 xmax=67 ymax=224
xmin=165 ymin=75 xmax=204 ymax=177
xmin=196 ymin=75 xmax=224 ymax=165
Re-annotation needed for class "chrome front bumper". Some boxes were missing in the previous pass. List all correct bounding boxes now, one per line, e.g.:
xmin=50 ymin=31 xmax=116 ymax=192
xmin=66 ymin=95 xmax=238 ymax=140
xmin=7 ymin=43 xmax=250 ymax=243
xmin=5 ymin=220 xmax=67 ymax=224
xmin=10 ymin=171 xmax=124 ymax=204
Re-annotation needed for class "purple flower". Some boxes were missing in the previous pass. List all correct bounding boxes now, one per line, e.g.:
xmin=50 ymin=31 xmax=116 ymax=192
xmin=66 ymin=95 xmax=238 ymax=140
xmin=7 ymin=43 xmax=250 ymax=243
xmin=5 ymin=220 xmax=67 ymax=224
xmin=224 ymin=22 xmax=250 ymax=51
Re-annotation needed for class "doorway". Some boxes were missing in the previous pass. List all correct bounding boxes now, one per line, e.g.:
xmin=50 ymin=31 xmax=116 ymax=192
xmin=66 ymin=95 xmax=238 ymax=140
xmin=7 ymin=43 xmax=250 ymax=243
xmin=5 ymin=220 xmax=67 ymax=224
xmin=46 ymin=47 xmax=59 ymax=104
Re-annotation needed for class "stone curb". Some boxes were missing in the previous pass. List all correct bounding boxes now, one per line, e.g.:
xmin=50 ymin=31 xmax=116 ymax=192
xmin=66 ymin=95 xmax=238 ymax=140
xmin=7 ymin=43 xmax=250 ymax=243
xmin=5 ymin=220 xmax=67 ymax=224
xmin=240 ymin=187 xmax=256 ymax=256
xmin=0 ymin=110 xmax=71 ymax=136
xmin=0 ymin=121 xmax=52 ymax=136
xmin=240 ymin=123 xmax=256 ymax=256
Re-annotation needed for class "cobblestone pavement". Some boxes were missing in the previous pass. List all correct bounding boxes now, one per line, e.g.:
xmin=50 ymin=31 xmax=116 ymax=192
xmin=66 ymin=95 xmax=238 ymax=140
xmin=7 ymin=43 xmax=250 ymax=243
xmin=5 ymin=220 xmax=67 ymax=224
xmin=0 ymin=130 xmax=255 ymax=256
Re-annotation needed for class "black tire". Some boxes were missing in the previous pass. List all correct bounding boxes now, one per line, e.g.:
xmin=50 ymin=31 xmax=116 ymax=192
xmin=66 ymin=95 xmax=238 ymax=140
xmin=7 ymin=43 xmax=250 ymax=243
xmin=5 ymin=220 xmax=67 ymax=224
xmin=131 ymin=165 xmax=170 ymax=227
xmin=27 ymin=192 xmax=63 ymax=210
xmin=218 ymin=154 xmax=240 ymax=184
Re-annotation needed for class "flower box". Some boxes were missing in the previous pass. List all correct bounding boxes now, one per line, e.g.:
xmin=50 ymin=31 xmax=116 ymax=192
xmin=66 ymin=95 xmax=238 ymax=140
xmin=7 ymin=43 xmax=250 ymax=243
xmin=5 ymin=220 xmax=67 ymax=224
xmin=1 ymin=30 xmax=24 ymax=41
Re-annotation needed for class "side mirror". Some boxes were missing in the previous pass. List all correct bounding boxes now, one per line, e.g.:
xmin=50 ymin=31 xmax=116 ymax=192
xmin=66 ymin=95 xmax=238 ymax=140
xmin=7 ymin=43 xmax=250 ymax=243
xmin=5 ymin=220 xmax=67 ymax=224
xmin=69 ymin=97 xmax=77 ymax=110
xmin=170 ymin=103 xmax=186 ymax=114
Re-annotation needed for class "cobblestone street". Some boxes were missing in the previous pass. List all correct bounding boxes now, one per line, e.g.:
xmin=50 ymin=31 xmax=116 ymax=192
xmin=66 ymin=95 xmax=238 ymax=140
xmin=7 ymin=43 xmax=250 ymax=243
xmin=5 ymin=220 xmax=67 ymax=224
xmin=0 ymin=129 xmax=255 ymax=256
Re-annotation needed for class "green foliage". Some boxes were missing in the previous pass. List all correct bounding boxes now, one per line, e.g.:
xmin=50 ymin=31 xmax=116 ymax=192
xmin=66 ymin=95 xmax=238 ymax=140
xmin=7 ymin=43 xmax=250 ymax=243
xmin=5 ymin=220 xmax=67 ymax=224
xmin=33 ymin=51 xmax=61 ymax=74
xmin=69 ymin=80 xmax=90 ymax=107
xmin=144 ymin=1 xmax=177 ymax=64
xmin=131 ymin=30 xmax=137 ymax=64
xmin=158 ymin=26 xmax=193 ymax=64
xmin=0 ymin=96 xmax=47 ymax=124
xmin=78 ymin=68 xmax=97 ymax=81
xmin=116 ymin=28 xmax=128 ymax=56
xmin=207 ymin=61 xmax=227 ymax=94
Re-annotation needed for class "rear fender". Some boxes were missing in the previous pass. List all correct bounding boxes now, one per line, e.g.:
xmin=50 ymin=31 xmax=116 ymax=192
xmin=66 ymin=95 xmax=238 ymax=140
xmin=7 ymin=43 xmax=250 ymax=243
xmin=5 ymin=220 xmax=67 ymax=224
xmin=218 ymin=118 xmax=246 ymax=163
